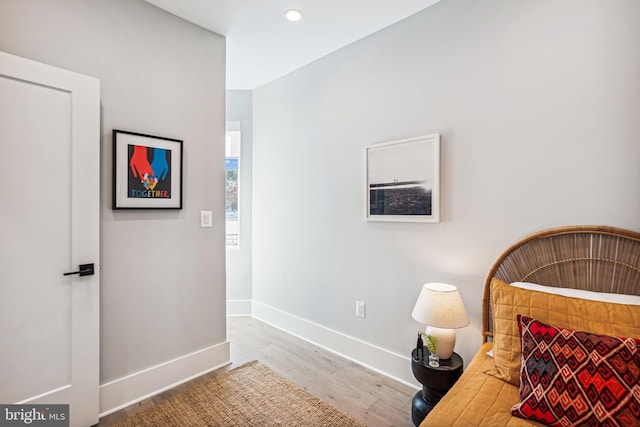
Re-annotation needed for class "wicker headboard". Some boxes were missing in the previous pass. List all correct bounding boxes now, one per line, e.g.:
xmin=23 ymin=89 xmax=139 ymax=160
xmin=482 ymin=225 xmax=640 ymax=342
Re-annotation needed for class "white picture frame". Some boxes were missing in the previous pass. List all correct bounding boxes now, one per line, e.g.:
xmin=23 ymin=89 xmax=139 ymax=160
xmin=365 ymin=134 xmax=440 ymax=223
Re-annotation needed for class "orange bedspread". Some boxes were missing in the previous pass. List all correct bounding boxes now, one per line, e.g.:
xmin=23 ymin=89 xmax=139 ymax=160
xmin=420 ymin=342 xmax=543 ymax=427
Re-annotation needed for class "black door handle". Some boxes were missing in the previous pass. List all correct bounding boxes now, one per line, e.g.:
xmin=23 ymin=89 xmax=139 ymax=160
xmin=63 ymin=263 xmax=95 ymax=277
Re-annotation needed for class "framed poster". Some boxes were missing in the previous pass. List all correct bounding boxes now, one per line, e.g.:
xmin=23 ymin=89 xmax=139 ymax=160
xmin=365 ymin=134 xmax=440 ymax=223
xmin=112 ymin=129 xmax=183 ymax=209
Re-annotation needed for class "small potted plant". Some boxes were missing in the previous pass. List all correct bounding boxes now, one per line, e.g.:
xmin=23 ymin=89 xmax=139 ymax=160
xmin=419 ymin=331 xmax=439 ymax=367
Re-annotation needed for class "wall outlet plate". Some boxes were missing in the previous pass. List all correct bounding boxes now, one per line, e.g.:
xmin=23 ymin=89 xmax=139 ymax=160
xmin=200 ymin=211 xmax=213 ymax=228
xmin=355 ymin=301 xmax=366 ymax=318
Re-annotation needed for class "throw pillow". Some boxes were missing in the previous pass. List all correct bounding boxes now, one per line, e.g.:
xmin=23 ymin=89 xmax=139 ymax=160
xmin=511 ymin=315 xmax=640 ymax=427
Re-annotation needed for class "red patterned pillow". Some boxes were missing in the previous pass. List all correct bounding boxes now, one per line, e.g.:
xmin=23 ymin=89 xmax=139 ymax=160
xmin=511 ymin=315 xmax=640 ymax=427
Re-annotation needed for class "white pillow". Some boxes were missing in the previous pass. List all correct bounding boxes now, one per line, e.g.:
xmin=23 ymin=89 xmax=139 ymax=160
xmin=510 ymin=282 xmax=640 ymax=306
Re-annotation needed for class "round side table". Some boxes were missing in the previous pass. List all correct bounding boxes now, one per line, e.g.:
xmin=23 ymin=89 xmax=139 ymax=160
xmin=410 ymin=349 xmax=463 ymax=426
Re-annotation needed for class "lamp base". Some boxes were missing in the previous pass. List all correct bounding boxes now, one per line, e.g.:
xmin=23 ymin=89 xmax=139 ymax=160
xmin=426 ymin=326 xmax=455 ymax=359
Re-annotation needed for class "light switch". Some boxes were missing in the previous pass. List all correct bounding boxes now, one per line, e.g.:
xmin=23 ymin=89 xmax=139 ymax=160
xmin=200 ymin=211 xmax=212 ymax=228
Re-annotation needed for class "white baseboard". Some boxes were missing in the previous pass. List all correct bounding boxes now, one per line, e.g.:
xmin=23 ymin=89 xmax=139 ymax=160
xmin=251 ymin=301 xmax=419 ymax=389
xmin=99 ymin=341 xmax=231 ymax=417
xmin=226 ymin=299 xmax=252 ymax=316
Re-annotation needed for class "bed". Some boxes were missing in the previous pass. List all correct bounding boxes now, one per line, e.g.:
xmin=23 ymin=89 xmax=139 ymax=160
xmin=420 ymin=225 xmax=640 ymax=427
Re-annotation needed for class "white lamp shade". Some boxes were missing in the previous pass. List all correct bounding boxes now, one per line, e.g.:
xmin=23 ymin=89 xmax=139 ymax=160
xmin=411 ymin=283 xmax=470 ymax=329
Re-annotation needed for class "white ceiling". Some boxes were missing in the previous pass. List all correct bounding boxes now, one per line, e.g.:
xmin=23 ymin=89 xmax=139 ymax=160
xmin=144 ymin=0 xmax=442 ymax=90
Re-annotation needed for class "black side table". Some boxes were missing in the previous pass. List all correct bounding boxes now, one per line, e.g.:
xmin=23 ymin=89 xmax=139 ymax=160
xmin=410 ymin=349 xmax=463 ymax=426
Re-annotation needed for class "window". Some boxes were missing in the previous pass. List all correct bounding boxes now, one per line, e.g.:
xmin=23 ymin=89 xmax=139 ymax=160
xmin=225 ymin=129 xmax=241 ymax=247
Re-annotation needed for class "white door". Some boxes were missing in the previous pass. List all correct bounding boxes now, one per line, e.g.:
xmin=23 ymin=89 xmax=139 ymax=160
xmin=0 ymin=51 xmax=100 ymax=427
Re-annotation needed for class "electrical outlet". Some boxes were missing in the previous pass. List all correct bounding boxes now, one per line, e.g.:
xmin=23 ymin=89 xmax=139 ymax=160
xmin=355 ymin=301 xmax=366 ymax=318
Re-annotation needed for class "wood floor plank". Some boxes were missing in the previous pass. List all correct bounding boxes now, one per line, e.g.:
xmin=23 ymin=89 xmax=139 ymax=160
xmin=95 ymin=316 xmax=417 ymax=426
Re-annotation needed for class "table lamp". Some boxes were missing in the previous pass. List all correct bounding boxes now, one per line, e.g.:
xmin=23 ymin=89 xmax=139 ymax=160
xmin=411 ymin=283 xmax=469 ymax=360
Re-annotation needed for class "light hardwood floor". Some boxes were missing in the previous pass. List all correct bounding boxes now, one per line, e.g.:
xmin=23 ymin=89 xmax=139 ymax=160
xmin=96 ymin=316 xmax=417 ymax=426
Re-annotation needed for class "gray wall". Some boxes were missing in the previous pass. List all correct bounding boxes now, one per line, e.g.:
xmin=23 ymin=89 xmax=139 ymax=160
xmin=252 ymin=0 xmax=640 ymax=367
xmin=226 ymin=91 xmax=253 ymax=303
xmin=0 ymin=0 xmax=227 ymax=383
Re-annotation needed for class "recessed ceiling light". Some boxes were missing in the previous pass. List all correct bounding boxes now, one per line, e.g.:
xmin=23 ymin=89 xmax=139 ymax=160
xmin=284 ymin=9 xmax=303 ymax=23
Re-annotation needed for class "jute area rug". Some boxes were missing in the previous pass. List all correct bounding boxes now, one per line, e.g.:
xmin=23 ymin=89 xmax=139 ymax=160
xmin=112 ymin=360 xmax=366 ymax=426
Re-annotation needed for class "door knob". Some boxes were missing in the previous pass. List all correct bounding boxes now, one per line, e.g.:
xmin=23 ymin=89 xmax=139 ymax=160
xmin=63 ymin=263 xmax=95 ymax=277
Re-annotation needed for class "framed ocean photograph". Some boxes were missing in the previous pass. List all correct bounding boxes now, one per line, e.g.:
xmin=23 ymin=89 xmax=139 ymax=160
xmin=365 ymin=134 xmax=440 ymax=223
xmin=112 ymin=129 xmax=183 ymax=209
